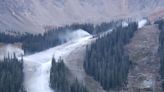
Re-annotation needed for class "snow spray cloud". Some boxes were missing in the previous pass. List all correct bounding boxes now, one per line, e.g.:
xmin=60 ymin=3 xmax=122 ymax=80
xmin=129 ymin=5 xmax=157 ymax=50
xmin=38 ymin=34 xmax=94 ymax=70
xmin=58 ymin=29 xmax=91 ymax=43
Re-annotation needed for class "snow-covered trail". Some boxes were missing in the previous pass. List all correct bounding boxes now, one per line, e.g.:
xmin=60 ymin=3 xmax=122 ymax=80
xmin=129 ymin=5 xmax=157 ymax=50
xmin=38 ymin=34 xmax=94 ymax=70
xmin=23 ymin=34 xmax=92 ymax=92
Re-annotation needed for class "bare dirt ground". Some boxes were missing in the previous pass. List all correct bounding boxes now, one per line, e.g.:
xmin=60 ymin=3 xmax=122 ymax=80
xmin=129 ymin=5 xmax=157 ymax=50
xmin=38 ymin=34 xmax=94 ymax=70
xmin=149 ymin=8 xmax=164 ymax=23
xmin=125 ymin=25 xmax=162 ymax=92
xmin=64 ymin=38 xmax=106 ymax=92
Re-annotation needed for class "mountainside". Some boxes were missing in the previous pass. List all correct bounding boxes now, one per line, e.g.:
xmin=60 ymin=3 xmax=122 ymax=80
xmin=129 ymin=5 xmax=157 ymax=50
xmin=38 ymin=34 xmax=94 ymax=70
xmin=0 ymin=0 xmax=164 ymax=33
xmin=1 ymin=1 xmax=164 ymax=92
xmin=1 ymin=19 xmax=164 ymax=92
xmin=125 ymin=25 xmax=162 ymax=92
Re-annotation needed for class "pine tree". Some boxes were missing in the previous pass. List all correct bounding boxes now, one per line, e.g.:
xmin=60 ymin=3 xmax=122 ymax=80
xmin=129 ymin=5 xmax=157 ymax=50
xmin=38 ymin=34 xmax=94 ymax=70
xmin=0 ymin=55 xmax=24 ymax=92
xmin=50 ymin=57 xmax=89 ymax=92
xmin=84 ymin=22 xmax=138 ymax=90
xmin=156 ymin=19 xmax=164 ymax=90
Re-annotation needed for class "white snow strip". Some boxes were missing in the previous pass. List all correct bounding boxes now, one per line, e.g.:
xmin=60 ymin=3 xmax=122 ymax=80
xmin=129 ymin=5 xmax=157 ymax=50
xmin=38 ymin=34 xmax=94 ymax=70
xmin=99 ymin=29 xmax=113 ymax=38
xmin=142 ymin=79 xmax=154 ymax=88
xmin=122 ymin=21 xmax=129 ymax=27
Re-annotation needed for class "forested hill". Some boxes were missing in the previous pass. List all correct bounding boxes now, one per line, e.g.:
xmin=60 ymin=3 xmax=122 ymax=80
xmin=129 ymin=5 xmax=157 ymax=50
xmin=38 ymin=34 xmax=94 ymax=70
xmin=0 ymin=55 xmax=25 ymax=92
xmin=84 ymin=22 xmax=138 ymax=90
xmin=0 ymin=21 xmax=121 ymax=54
xmin=1 ymin=19 xmax=164 ymax=92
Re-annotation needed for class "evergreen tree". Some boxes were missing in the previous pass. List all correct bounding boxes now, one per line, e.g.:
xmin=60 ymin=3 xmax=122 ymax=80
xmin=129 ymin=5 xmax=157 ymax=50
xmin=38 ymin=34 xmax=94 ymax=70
xmin=0 ymin=22 xmax=120 ymax=54
xmin=0 ymin=55 xmax=25 ymax=92
xmin=70 ymin=79 xmax=88 ymax=92
xmin=156 ymin=19 xmax=164 ymax=90
xmin=50 ymin=57 xmax=88 ymax=92
xmin=84 ymin=22 xmax=138 ymax=90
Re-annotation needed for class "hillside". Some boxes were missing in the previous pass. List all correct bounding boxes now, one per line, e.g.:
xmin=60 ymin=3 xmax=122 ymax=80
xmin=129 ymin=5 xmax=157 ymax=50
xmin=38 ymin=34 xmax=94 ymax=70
xmin=1 ymin=20 xmax=164 ymax=92
xmin=0 ymin=0 xmax=164 ymax=33
xmin=1 ymin=1 xmax=164 ymax=91
xmin=125 ymin=25 xmax=162 ymax=92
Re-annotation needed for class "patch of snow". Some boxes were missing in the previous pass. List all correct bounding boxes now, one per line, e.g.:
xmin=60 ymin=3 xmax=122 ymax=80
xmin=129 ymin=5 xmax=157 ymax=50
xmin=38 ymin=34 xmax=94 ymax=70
xmin=122 ymin=21 xmax=129 ymax=27
xmin=138 ymin=19 xmax=148 ymax=28
xmin=99 ymin=29 xmax=113 ymax=38
xmin=142 ymin=79 xmax=154 ymax=89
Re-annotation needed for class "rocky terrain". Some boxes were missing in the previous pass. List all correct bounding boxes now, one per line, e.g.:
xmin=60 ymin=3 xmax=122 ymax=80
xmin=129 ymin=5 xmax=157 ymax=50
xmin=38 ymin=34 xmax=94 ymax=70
xmin=0 ymin=0 xmax=164 ymax=33
xmin=125 ymin=25 xmax=162 ymax=92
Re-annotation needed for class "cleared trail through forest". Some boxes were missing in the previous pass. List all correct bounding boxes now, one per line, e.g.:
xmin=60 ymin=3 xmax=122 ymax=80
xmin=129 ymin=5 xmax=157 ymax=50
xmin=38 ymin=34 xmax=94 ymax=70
xmin=125 ymin=25 xmax=162 ymax=92
xmin=22 ymin=30 xmax=92 ymax=92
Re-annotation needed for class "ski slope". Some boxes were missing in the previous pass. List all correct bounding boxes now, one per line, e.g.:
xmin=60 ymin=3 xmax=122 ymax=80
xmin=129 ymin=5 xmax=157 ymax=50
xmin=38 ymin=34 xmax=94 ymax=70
xmin=23 ymin=29 xmax=92 ymax=92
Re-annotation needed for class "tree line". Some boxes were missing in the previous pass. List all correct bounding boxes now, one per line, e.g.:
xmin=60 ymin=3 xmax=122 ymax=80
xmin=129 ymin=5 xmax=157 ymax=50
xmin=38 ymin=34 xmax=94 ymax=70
xmin=0 ymin=30 xmax=64 ymax=54
xmin=84 ymin=22 xmax=138 ymax=90
xmin=0 ymin=21 xmax=126 ymax=54
xmin=155 ymin=19 xmax=164 ymax=90
xmin=0 ymin=54 xmax=25 ymax=92
xmin=50 ymin=57 xmax=88 ymax=92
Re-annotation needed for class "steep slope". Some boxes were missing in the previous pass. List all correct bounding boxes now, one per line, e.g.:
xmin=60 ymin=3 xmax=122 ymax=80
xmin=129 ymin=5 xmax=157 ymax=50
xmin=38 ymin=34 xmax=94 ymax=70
xmin=125 ymin=25 xmax=162 ymax=92
xmin=64 ymin=38 xmax=106 ymax=92
xmin=0 ymin=28 xmax=107 ymax=92
xmin=0 ymin=0 xmax=164 ymax=33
